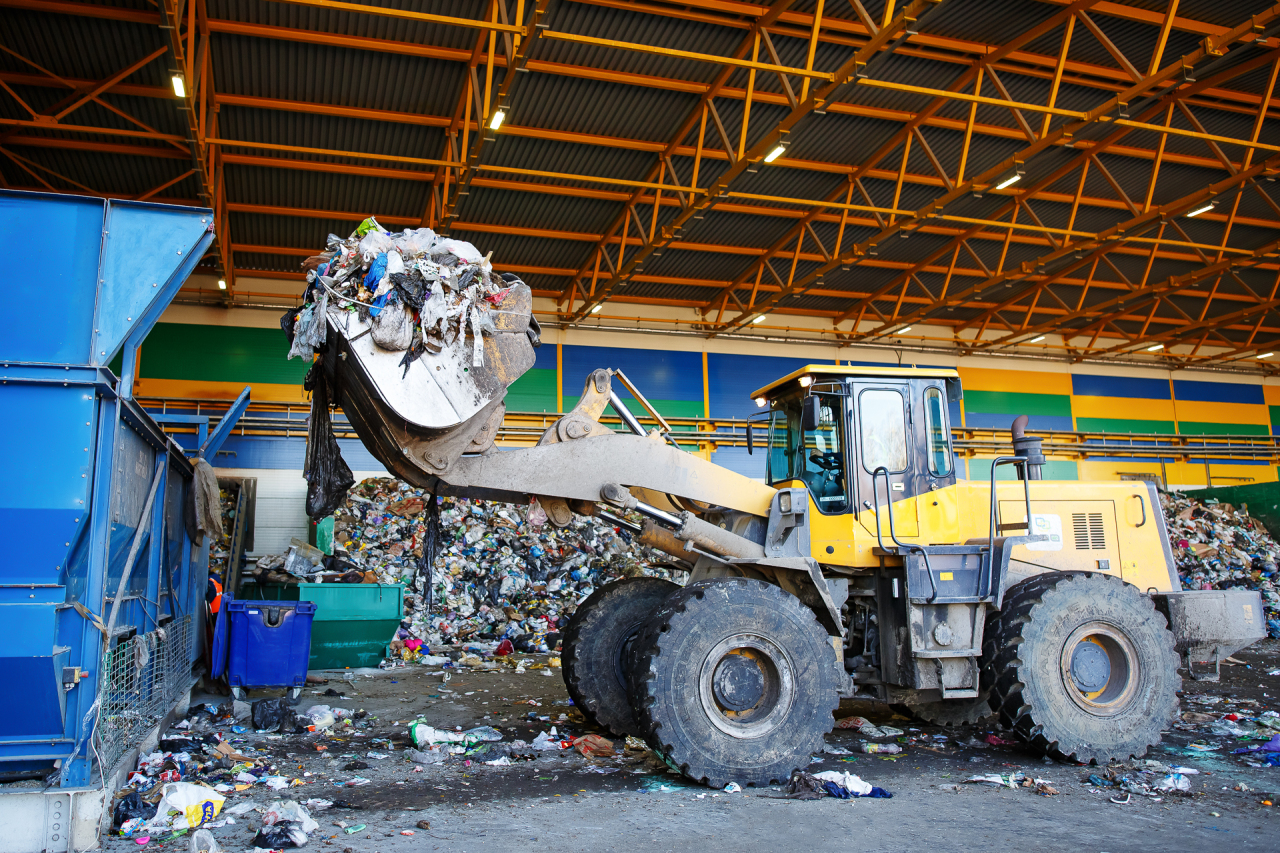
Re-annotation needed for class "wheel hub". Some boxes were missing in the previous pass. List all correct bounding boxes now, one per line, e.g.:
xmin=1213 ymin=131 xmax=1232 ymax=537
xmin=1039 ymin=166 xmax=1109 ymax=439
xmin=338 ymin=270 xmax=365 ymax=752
xmin=712 ymin=653 xmax=766 ymax=711
xmin=698 ymin=633 xmax=796 ymax=739
xmin=1069 ymin=639 xmax=1111 ymax=693
xmin=1059 ymin=622 xmax=1139 ymax=716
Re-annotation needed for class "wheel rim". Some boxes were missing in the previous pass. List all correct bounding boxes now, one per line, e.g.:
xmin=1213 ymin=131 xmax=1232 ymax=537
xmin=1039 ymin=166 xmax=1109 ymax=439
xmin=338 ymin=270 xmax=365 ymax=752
xmin=1059 ymin=622 xmax=1139 ymax=716
xmin=698 ymin=633 xmax=796 ymax=739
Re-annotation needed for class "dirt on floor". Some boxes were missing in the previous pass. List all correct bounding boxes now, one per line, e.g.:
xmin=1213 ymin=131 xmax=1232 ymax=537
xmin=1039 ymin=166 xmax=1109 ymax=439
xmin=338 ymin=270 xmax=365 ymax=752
xmin=103 ymin=641 xmax=1280 ymax=853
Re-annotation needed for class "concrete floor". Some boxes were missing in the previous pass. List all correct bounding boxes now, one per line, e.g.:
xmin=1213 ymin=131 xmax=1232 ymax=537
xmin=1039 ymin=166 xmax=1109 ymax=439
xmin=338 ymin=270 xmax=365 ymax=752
xmin=104 ymin=643 xmax=1280 ymax=853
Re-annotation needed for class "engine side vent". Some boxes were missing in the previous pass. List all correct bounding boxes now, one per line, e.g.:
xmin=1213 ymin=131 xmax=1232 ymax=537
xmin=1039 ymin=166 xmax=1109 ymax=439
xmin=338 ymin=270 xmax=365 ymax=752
xmin=1072 ymin=512 xmax=1106 ymax=550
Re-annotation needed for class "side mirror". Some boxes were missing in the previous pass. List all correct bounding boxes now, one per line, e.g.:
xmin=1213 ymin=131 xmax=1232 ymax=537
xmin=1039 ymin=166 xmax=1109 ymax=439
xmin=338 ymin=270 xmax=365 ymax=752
xmin=746 ymin=421 xmax=753 ymax=455
xmin=801 ymin=395 xmax=820 ymax=432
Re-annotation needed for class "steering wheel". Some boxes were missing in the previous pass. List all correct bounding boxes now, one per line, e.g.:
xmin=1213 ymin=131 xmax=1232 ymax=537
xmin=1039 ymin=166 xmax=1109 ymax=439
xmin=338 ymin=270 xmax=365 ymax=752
xmin=808 ymin=451 xmax=842 ymax=471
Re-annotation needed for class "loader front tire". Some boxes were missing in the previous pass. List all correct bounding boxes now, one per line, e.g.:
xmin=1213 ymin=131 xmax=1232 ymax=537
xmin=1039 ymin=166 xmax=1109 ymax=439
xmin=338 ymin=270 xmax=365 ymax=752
xmin=985 ymin=572 xmax=1180 ymax=763
xmin=628 ymin=578 xmax=840 ymax=788
xmin=562 ymin=576 xmax=680 ymax=736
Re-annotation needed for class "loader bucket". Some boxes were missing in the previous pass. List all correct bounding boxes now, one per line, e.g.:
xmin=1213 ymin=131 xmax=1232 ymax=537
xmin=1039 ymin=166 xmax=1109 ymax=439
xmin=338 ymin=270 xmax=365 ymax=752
xmin=325 ymin=279 xmax=540 ymax=479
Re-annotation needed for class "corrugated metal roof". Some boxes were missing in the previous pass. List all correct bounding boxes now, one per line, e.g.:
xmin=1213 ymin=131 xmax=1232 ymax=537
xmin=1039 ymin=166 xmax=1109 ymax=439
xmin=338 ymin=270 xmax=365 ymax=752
xmin=1 ymin=0 xmax=1274 ymax=359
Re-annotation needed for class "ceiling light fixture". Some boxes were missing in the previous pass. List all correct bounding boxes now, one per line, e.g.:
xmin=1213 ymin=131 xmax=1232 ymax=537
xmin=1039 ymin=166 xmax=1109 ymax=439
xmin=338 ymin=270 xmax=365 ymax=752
xmin=217 ymin=279 xmax=226 ymax=290
xmin=171 ymin=75 xmax=186 ymax=98
xmin=590 ymin=304 xmax=602 ymax=314
xmin=489 ymin=109 xmax=506 ymax=131
xmin=763 ymin=144 xmax=786 ymax=164
xmin=1146 ymin=343 xmax=1164 ymax=351
xmin=899 ymin=326 xmax=912 ymax=334
xmin=1186 ymin=202 xmax=1215 ymax=217
xmin=1258 ymin=352 xmax=1274 ymax=359
xmin=752 ymin=315 xmax=768 ymax=324
xmin=994 ymin=163 xmax=1025 ymax=191
xmin=1029 ymin=335 xmax=1046 ymax=343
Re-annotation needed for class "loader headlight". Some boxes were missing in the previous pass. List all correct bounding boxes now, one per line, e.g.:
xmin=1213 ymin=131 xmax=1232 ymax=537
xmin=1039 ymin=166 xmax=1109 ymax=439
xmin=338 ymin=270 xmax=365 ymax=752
xmin=779 ymin=492 xmax=792 ymax=513
xmin=754 ymin=396 xmax=767 ymax=408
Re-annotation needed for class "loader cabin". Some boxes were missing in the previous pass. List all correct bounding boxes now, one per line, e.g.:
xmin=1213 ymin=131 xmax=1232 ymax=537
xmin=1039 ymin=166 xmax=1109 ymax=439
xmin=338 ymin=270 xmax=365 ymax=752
xmin=750 ymin=366 xmax=964 ymax=517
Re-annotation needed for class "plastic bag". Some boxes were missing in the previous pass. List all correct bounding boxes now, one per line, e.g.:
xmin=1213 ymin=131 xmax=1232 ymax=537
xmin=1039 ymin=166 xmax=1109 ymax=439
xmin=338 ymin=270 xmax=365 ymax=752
xmin=151 ymin=782 xmax=225 ymax=830
xmin=396 ymin=227 xmax=437 ymax=257
xmin=288 ymin=289 xmax=328 ymax=360
xmin=263 ymin=800 xmax=318 ymax=833
xmin=435 ymin=238 xmax=483 ymax=265
xmin=306 ymin=705 xmax=336 ymax=729
xmin=113 ymin=791 xmax=156 ymax=828
xmin=409 ymin=722 xmax=466 ymax=748
xmin=404 ymin=747 xmax=446 ymax=765
xmin=303 ymin=369 xmax=354 ymax=519
xmin=189 ymin=829 xmax=224 ymax=853
xmin=252 ymin=820 xmax=309 ymax=849
xmin=251 ymin=698 xmax=307 ymax=733
xmin=371 ymin=294 xmax=415 ymax=352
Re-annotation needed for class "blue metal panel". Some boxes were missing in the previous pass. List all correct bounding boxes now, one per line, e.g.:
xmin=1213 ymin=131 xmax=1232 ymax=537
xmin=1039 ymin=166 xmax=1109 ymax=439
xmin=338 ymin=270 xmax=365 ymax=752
xmin=0 ymin=383 xmax=95 ymax=584
xmin=0 ymin=587 xmax=66 ymax=740
xmin=0 ymin=192 xmax=103 ymax=365
xmin=95 ymin=200 xmax=214 ymax=369
xmin=0 ymin=191 xmax=231 ymax=787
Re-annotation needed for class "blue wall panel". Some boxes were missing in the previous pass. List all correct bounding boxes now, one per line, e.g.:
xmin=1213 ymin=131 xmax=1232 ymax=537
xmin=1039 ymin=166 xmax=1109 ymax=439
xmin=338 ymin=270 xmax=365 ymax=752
xmin=707 ymin=353 xmax=813 ymax=419
xmin=1072 ymin=373 xmax=1171 ymax=399
xmin=1172 ymin=379 xmax=1264 ymax=405
xmin=562 ymin=345 xmax=702 ymax=402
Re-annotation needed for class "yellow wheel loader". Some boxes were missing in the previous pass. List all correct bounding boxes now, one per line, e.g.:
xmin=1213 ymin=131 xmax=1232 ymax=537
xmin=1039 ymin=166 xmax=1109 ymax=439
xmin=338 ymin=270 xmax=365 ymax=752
xmin=310 ymin=285 xmax=1264 ymax=787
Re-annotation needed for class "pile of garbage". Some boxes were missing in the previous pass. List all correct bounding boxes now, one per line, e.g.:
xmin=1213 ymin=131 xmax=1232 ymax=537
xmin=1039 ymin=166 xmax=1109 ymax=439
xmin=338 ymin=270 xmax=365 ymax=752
xmin=325 ymin=478 xmax=674 ymax=650
xmin=1161 ymin=491 xmax=1280 ymax=637
xmin=286 ymin=217 xmax=515 ymax=367
xmin=206 ymin=480 xmax=241 ymax=587
xmin=109 ymin=700 xmax=356 ymax=846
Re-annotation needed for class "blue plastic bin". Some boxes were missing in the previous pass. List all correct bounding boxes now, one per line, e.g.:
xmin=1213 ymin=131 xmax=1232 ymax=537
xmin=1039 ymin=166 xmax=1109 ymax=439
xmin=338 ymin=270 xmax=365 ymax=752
xmin=213 ymin=596 xmax=317 ymax=691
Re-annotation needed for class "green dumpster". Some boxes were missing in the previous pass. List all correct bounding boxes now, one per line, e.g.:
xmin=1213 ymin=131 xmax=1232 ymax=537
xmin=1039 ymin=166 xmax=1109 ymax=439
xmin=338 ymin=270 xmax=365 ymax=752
xmin=240 ymin=582 xmax=404 ymax=670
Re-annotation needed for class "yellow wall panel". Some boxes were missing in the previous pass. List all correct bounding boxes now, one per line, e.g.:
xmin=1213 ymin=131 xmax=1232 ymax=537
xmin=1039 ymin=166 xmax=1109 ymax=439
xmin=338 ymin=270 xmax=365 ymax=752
xmin=1071 ymin=396 xmax=1176 ymax=421
xmin=133 ymin=377 xmax=309 ymax=403
xmin=957 ymin=367 xmax=1073 ymax=395
xmin=1171 ymin=400 xmax=1270 ymax=426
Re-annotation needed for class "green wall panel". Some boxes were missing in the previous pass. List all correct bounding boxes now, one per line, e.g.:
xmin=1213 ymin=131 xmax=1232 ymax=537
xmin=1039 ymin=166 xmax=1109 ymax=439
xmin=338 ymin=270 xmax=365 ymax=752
xmin=969 ymin=459 xmax=1079 ymax=481
xmin=505 ymin=368 xmax=557 ymax=413
xmin=141 ymin=323 xmax=310 ymax=385
xmin=1177 ymin=421 xmax=1270 ymax=436
xmin=964 ymin=390 xmax=1072 ymax=417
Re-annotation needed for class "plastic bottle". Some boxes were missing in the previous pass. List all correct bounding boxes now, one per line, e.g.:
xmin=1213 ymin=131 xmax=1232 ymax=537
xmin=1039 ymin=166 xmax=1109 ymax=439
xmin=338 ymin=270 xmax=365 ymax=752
xmin=858 ymin=742 xmax=903 ymax=754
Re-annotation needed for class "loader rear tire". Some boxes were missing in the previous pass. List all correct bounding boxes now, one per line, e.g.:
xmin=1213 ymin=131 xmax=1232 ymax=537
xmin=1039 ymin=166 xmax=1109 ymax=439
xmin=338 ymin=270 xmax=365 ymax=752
xmin=562 ymin=576 xmax=680 ymax=736
xmin=627 ymin=579 xmax=840 ymax=788
xmin=985 ymin=572 xmax=1180 ymax=763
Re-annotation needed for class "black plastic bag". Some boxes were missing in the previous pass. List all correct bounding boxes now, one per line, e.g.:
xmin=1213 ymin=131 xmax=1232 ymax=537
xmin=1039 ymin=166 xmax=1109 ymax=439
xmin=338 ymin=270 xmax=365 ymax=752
xmin=252 ymin=820 xmax=308 ymax=849
xmin=414 ymin=491 xmax=441 ymax=608
xmin=251 ymin=698 xmax=285 ymax=731
xmin=252 ymin=698 xmax=308 ymax=732
xmin=303 ymin=368 xmax=354 ymax=519
xmin=113 ymin=791 xmax=156 ymax=828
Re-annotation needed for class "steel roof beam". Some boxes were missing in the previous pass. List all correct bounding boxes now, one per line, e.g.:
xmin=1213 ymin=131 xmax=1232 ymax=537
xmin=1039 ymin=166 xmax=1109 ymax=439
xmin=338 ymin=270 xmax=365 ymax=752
xmin=821 ymin=24 xmax=1280 ymax=342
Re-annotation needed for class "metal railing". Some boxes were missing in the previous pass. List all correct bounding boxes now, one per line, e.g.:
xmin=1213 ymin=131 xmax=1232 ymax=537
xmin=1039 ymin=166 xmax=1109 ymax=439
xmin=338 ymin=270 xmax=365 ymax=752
xmin=136 ymin=395 xmax=1280 ymax=465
